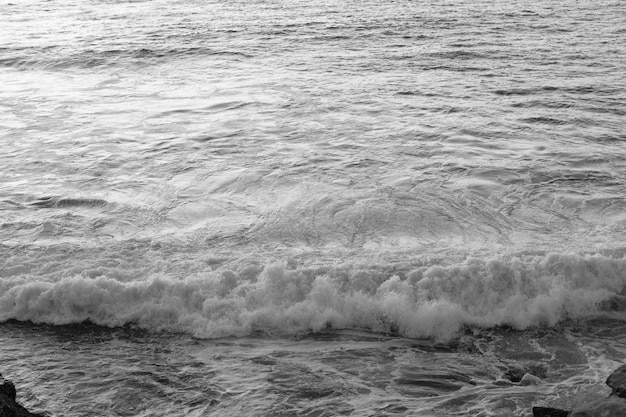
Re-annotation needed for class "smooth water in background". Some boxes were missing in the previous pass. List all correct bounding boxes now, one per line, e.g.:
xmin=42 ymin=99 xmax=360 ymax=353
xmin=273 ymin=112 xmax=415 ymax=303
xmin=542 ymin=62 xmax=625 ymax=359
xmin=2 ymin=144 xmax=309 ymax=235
xmin=1 ymin=0 xmax=626 ymax=415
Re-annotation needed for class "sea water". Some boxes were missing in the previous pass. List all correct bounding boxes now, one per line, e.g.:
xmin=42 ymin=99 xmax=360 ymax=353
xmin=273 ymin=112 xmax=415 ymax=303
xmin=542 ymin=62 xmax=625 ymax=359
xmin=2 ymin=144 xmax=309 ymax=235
xmin=1 ymin=0 xmax=626 ymax=415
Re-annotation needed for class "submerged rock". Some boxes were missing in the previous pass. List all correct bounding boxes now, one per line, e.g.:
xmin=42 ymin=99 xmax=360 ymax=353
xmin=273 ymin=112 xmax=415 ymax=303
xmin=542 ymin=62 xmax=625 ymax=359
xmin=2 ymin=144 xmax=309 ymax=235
xmin=569 ymin=396 xmax=626 ymax=417
xmin=504 ymin=362 xmax=548 ymax=383
xmin=0 ymin=373 xmax=44 ymax=417
xmin=532 ymin=363 xmax=626 ymax=417
xmin=607 ymin=364 xmax=626 ymax=398
xmin=520 ymin=373 xmax=542 ymax=386
xmin=492 ymin=379 xmax=515 ymax=387
xmin=504 ymin=366 xmax=526 ymax=383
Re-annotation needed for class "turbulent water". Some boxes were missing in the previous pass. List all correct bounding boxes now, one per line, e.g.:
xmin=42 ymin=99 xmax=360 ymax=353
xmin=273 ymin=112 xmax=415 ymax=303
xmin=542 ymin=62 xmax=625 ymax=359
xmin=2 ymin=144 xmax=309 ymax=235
xmin=1 ymin=0 xmax=626 ymax=415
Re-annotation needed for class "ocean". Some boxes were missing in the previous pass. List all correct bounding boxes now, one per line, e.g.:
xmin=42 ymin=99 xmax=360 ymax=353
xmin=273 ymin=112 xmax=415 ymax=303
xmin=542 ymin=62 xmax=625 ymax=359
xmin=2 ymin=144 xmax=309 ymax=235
xmin=1 ymin=0 xmax=626 ymax=415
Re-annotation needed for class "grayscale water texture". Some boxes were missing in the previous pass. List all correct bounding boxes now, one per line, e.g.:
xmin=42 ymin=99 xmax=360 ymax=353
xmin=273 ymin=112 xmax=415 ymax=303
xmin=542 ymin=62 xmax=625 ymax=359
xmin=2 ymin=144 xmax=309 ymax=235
xmin=1 ymin=0 xmax=626 ymax=415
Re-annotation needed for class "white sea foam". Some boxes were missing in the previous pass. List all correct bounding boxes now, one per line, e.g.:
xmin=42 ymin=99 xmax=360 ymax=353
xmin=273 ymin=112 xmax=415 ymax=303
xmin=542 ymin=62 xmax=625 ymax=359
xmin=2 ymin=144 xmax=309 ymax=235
xmin=2 ymin=252 xmax=625 ymax=340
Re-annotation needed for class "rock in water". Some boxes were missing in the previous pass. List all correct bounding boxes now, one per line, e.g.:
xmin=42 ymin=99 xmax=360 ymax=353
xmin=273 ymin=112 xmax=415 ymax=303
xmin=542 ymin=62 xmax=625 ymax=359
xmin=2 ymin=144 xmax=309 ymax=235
xmin=520 ymin=373 xmax=542 ymax=386
xmin=607 ymin=364 xmax=626 ymax=398
xmin=532 ymin=364 xmax=626 ymax=417
xmin=569 ymin=396 xmax=626 ymax=417
xmin=532 ymin=406 xmax=570 ymax=417
xmin=0 ymin=373 xmax=44 ymax=417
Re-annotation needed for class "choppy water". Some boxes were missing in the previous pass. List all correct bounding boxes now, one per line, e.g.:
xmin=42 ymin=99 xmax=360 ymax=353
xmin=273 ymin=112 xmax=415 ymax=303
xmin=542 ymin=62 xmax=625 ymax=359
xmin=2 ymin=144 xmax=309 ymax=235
xmin=1 ymin=0 xmax=626 ymax=415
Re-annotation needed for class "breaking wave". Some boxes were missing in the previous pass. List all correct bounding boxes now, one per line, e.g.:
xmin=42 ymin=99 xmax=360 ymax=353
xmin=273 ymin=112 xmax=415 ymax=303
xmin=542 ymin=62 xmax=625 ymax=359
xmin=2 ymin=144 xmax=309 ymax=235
xmin=2 ymin=252 xmax=625 ymax=340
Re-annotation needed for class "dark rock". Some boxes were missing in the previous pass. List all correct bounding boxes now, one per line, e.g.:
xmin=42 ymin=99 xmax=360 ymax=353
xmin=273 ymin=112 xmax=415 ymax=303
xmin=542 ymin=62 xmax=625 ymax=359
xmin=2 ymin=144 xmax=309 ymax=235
xmin=607 ymin=363 xmax=626 ymax=398
xmin=569 ymin=396 xmax=626 ymax=417
xmin=0 ymin=378 xmax=17 ymax=403
xmin=532 ymin=406 xmax=570 ymax=417
xmin=0 ymin=373 xmax=45 ymax=417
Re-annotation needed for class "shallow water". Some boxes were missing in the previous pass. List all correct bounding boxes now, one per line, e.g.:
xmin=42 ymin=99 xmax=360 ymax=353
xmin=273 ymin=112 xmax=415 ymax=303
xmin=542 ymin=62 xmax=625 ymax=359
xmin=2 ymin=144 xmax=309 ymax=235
xmin=0 ymin=321 xmax=626 ymax=416
xmin=1 ymin=0 xmax=626 ymax=415
xmin=2 ymin=320 xmax=625 ymax=416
